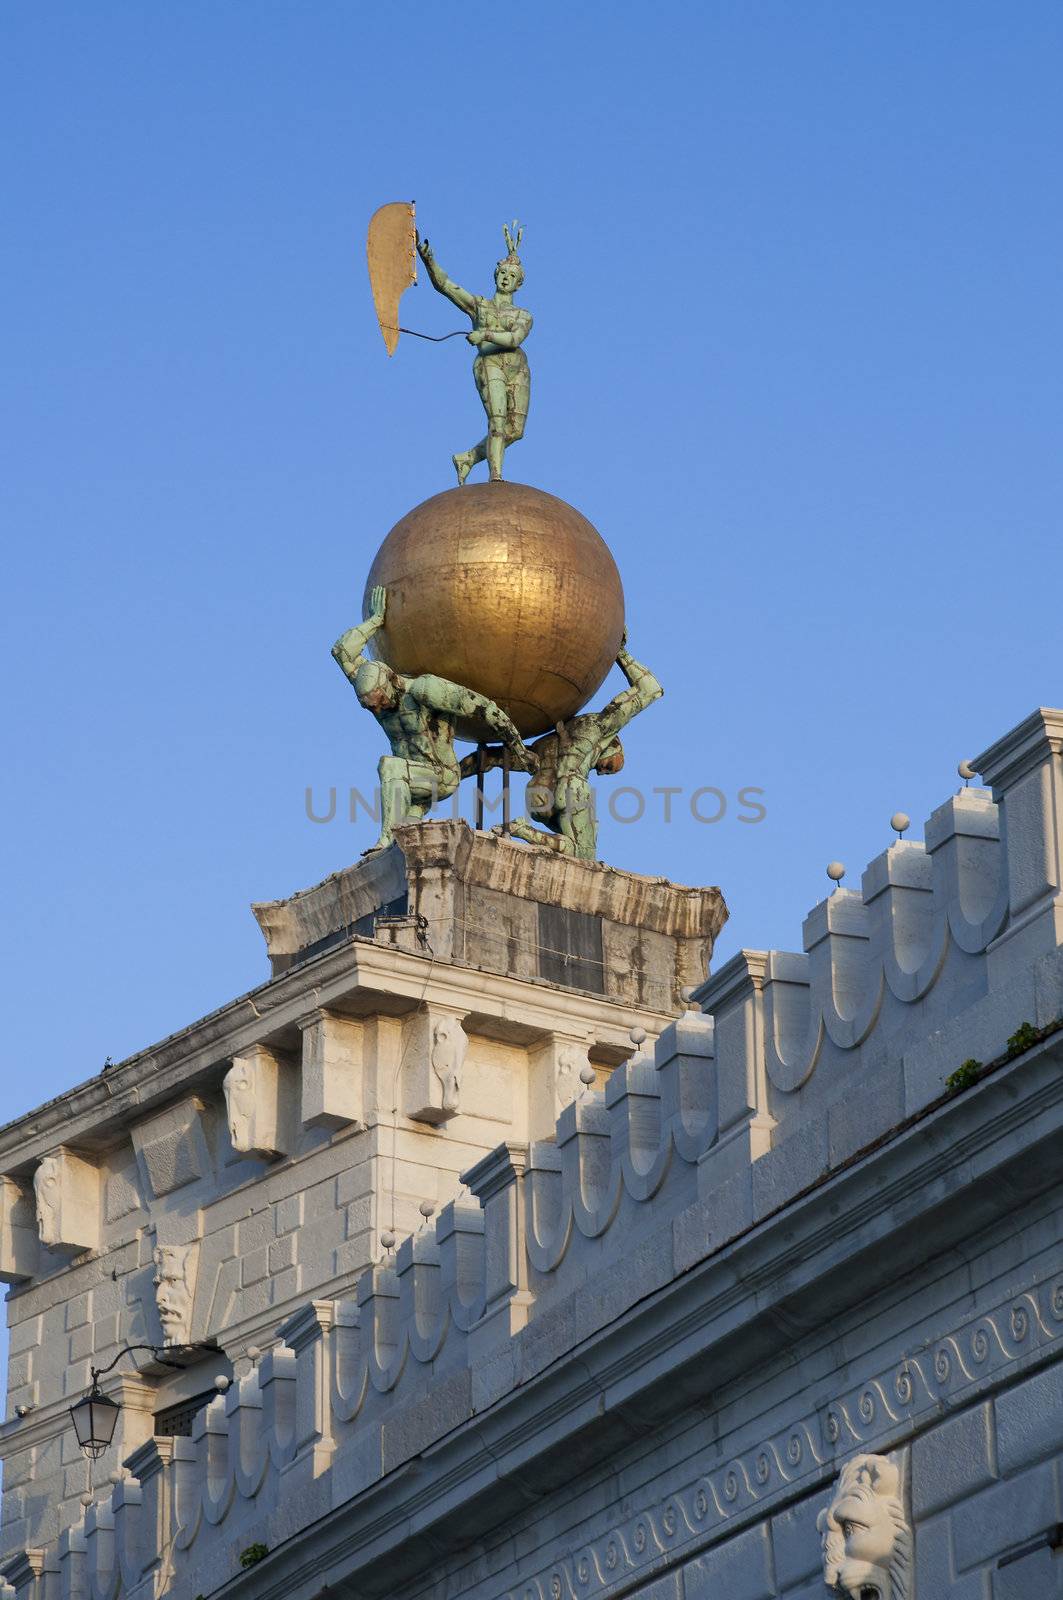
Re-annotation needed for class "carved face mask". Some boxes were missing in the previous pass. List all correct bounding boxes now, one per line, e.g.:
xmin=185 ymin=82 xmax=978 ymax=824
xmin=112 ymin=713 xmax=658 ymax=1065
xmin=817 ymin=1456 xmax=911 ymax=1600
xmin=153 ymin=1246 xmax=193 ymax=1343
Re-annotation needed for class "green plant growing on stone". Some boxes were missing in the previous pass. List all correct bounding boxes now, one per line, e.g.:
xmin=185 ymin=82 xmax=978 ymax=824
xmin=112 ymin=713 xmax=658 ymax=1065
xmin=945 ymin=1059 xmax=982 ymax=1095
xmin=239 ymin=1544 xmax=269 ymax=1569
xmin=1006 ymin=1021 xmax=1040 ymax=1057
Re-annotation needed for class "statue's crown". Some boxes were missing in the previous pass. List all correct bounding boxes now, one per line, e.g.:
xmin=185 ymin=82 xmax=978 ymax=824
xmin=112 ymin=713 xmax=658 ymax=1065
xmin=501 ymin=220 xmax=524 ymax=263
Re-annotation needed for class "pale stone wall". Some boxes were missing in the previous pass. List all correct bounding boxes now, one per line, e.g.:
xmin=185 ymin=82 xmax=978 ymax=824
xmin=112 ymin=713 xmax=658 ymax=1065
xmin=0 ymin=840 xmax=696 ymax=1565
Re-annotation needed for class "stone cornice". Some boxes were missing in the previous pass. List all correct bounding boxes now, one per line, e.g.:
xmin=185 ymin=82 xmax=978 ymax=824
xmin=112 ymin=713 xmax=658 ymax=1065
xmin=0 ymin=932 xmax=669 ymax=1177
xmin=976 ymin=705 xmax=1063 ymax=793
xmin=396 ymin=822 xmax=727 ymax=938
xmin=462 ymin=1141 xmax=530 ymax=1203
xmin=197 ymin=1034 xmax=1063 ymax=1600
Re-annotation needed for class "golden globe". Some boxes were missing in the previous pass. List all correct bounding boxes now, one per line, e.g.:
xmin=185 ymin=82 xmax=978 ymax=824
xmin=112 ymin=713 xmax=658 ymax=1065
xmin=362 ymin=483 xmax=625 ymax=741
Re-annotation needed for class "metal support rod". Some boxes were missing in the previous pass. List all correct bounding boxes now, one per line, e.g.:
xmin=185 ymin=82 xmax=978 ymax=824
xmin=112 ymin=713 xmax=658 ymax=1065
xmin=502 ymin=748 xmax=511 ymax=833
xmin=475 ymin=744 xmax=486 ymax=830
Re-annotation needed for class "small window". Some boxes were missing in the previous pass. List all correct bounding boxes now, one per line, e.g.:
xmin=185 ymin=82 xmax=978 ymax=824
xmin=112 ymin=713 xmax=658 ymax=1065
xmin=154 ymin=1391 xmax=217 ymax=1438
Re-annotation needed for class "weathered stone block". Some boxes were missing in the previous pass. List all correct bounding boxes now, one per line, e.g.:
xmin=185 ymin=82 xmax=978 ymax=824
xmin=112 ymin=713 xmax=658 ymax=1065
xmin=299 ymin=1010 xmax=365 ymax=1132
xmin=751 ymin=1118 xmax=829 ymax=1222
xmin=951 ymin=1461 xmax=1056 ymax=1572
xmin=912 ymin=1402 xmax=997 ymax=1516
xmin=772 ymin=1490 xmax=829 ymax=1589
xmin=993 ymin=1544 xmax=1063 ymax=1598
xmin=129 ymin=1097 xmax=210 ymax=1198
xmin=682 ymin=1523 xmax=774 ymax=1599
xmin=827 ymin=1058 xmax=905 ymax=1167
xmin=994 ymin=1360 xmax=1063 ymax=1475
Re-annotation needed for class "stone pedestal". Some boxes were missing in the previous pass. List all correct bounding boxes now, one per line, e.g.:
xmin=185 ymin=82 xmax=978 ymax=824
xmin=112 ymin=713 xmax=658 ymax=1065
xmin=253 ymin=821 xmax=727 ymax=1014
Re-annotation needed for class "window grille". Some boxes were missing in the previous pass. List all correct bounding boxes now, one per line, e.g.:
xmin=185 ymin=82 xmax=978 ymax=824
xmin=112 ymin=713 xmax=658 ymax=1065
xmin=153 ymin=1390 xmax=216 ymax=1438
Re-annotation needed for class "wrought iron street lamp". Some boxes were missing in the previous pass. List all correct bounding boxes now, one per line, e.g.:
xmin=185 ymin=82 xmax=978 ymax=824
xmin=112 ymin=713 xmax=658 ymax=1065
xmin=69 ymin=1343 xmax=209 ymax=1460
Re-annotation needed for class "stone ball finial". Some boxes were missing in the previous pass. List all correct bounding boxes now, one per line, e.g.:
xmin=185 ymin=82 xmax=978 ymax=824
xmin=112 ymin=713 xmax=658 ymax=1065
xmin=958 ymin=759 xmax=977 ymax=784
xmin=214 ymin=1375 xmax=231 ymax=1394
xmin=680 ymin=985 xmax=698 ymax=1008
xmin=890 ymin=812 xmax=910 ymax=838
xmin=380 ymin=1229 xmax=397 ymax=1252
xmin=579 ymin=1064 xmax=597 ymax=1088
xmin=80 ymin=1492 xmax=94 ymax=1508
xmin=419 ymin=1200 xmax=436 ymax=1221
xmin=629 ymin=1025 xmax=647 ymax=1048
xmin=826 ymin=861 xmax=846 ymax=886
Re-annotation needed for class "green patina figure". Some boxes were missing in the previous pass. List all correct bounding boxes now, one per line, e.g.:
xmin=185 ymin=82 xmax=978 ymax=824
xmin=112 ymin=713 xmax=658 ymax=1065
xmin=467 ymin=636 xmax=663 ymax=860
xmin=417 ymin=222 xmax=532 ymax=484
xmin=332 ymin=586 xmax=532 ymax=851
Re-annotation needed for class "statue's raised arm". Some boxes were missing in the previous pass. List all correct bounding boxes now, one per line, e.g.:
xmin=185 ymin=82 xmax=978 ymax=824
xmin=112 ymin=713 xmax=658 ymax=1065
xmin=416 ymin=220 xmax=532 ymax=485
xmin=417 ymin=234 xmax=477 ymax=318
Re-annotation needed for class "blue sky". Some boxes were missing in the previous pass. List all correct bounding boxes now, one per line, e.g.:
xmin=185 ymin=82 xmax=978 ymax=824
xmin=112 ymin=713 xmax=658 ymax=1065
xmin=2 ymin=1 xmax=1060 ymax=1124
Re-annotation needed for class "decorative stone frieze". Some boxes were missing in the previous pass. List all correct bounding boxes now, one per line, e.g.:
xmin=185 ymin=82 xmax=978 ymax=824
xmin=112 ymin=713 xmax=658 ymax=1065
xmin=817 ymin=1453 xmax=912 ymax=1599
xmin=224 ymin=1044 xmax=293 ymax=1159
xmin=298 ymin=1011 xmax=365 ymax=1132
xmin=33 ymin=1148 xmax=100 ymax=1255
xmin=130 ymin=1097 xmax=211 ymax=1199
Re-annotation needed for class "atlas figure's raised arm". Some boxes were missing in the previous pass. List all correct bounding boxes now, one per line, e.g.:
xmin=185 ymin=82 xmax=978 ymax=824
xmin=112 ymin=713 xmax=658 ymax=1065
xmin=332 ymin=585 xmax=387 ymax=684
xmin=417 ymin=233 xmax=477 ymax=318
xmin=408 ymin=676 xmax=533 ymax=770
xmin=596 ymin=636 xmax=664 ymax=739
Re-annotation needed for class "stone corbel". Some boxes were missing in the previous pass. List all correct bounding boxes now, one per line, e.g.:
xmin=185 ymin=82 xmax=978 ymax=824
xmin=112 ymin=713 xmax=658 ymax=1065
xmin=0 ymin=1175 xmax=38 ymax=1284
xmin=401 ymin=1006 xmax=469 ymax=1125
xmin=33 ymin=1148 xmax=101 ymax=1256
xmin=527 ymin=1031 xmax=593 ymax=1140
xmin=224 ymin=1043 xmax=294 ymax=1159
xmin=298 ymin=1010 xmax=365 ymax=1132
xmin=130 ymin=1096 xmax=211 ymax=1200
xmin=818 ymin=1452 xmax=912 ymax=1600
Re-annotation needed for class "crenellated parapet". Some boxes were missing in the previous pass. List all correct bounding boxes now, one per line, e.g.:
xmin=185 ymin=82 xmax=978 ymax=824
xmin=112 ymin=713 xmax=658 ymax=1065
xmin=695 ymin=709 xmax=1063 ymax=1228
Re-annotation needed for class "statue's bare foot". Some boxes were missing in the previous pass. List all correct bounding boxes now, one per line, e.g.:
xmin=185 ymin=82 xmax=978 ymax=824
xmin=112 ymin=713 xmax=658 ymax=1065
xmin=453 ymin=451 xmax=474 ymax=486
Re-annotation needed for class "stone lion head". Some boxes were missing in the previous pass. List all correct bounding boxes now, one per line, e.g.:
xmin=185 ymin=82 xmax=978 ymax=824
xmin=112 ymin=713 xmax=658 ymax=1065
xmin=817 ymin=1453 xmax=912 ymax=1600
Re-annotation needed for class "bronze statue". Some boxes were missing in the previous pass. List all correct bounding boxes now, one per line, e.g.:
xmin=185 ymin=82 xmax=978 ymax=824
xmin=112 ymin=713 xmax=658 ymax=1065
xmin=467 ymin=636 xmax=663 ymax=860
xmin=332 ymin=586 xmax=532 ymax=852
xmin=417 ymin=223 xmax=532 ymax=485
